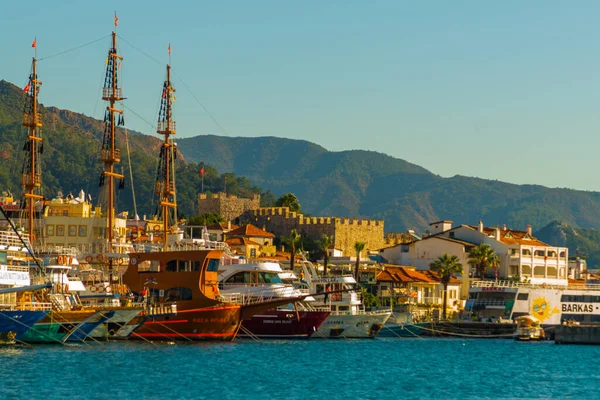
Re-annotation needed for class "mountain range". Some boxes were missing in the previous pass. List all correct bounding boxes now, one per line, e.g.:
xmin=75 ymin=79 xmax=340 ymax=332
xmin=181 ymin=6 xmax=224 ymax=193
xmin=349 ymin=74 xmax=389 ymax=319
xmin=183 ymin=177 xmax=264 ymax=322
xmin=3 ymin=78 xmax=600 ymax=265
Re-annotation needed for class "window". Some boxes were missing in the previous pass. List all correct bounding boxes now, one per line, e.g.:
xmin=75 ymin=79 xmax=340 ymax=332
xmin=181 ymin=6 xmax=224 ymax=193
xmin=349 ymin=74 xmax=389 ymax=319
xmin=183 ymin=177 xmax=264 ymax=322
xmin=509 ymin=265 xmax=518 ymax=276
xmin=522 ymin=265 xmax=531 ymax=277
xmin=449 ymin=232 xmax=455 ymax=238
xmin=534 ymin=250 xmax=545 ymax=257
xmin=56 ymin=225 xmax=65 ymax=236
xmin=193 ymin=261 xmax=201 ymax=272
xmin=62 ymin=209 xmax=68 ymax=216
xmin=166 ymin=260 xmax=177 ymax=272
xmin=547 ymin=251 xmax=557 ymax=258
xmin=207 ymin=259 xmax=219 ymax=272
xmin=79 ymin=225 xmax=87 ymax=237
xmin=164 ymin=287 xmax=192 ymax=301
xmin=510 ymin=249 xmax=519 ymax=257
xmin=517 ymin=293 xmax=529 ymax=301
xmin=46 ymin=225 xmax=54 ymax=236
xmin=68 ymin=225 xmax=77 ymax=237
xmin=547 ymin=266 xmax=557 ymax=278
xmin=260 ymin=272 xmax=282 ymax=284
xmin=533 ymin=265 xmax=545 ymax=278
xmin=522 ymin=249 xmax=531 ymax=256
xmin=250 ymin=248 xmax=257 ymax=257
xmin=560 ymin=251 xmax=566 ymax=258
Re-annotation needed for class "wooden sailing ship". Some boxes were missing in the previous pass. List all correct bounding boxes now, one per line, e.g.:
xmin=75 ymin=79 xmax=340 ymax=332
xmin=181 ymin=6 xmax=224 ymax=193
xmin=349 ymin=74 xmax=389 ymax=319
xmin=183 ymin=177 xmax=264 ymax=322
xmin=122 ymin=52 xmax=309 ymax=341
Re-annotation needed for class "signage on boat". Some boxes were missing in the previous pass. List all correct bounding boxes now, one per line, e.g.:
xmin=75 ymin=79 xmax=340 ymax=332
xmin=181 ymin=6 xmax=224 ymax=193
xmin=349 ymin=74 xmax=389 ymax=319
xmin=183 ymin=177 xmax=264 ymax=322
xmin=561 ymin=303 xmax=599 ymax=314
xmin=0 ymin=270 xmax=29 ymax=286
xmin=481 ymin=287 xmax=506 ymax=292
xmin=192 ymin=317 xmax=228 ymax=324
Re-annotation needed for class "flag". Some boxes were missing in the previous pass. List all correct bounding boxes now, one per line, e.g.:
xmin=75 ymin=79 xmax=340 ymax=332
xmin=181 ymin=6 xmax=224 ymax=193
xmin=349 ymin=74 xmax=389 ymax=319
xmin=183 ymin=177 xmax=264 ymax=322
xmin=199 ymin=162 xmax=205 ymax=176
xmin=162 ymin=89 xmax=166 ymax=99
xmin=114 ymin=11 xmax=119 ymax=27
xmin=23 ymin=82 xmax=31 ymax=92
xmin=168 ymin=44 xmax=171 ymax=55
xmin=31 ymin=38 xmax=36 ymax=48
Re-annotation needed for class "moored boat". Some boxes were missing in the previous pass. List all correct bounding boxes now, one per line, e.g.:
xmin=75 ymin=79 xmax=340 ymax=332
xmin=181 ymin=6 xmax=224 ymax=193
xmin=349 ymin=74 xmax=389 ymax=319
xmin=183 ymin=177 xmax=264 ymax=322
xmin=218 ymin=260 xmax=330 ymax=339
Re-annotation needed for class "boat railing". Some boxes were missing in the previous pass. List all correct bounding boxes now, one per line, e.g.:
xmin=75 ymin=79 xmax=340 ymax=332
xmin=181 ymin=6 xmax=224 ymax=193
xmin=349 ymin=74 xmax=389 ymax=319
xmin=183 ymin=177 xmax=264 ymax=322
xmin=469 ymin=280 xmax=597 ymax=290
xmin=144 ymin=303 xmax=177 ymax=316
xmin=472 ymin=298 xmax=507 ymax=307
xmin=220 ymin=291 xmax=280 ymax=306
xmin=1 ymin=264 xmax=30 ymax=272
xmin=0 ymin=301 xmax=53 ymax=311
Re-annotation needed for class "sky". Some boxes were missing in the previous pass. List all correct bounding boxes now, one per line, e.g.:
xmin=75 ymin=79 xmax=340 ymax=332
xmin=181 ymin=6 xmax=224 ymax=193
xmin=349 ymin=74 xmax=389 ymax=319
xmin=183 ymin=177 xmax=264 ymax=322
xmin=2 ymin=1 xmax=600 ymax=191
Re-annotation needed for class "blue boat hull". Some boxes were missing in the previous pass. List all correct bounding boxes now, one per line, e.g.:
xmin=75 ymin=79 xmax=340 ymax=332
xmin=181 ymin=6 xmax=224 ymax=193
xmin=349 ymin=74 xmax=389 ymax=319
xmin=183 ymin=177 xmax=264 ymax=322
xmin=0 ymin=310 xmax=49 ymax=342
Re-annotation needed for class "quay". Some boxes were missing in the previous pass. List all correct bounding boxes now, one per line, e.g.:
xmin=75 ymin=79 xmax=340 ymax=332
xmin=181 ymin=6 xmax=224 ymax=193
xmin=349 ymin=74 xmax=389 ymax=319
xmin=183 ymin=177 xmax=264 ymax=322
xmin=554 ymin=324 xmax=600 ymax=345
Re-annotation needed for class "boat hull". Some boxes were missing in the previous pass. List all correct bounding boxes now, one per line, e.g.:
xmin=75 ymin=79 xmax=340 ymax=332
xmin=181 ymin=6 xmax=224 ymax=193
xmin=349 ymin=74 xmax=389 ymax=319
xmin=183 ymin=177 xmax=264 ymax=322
xmin=314 ymin=312 xmax=391 ymax=339
xmin=0 ymin=310 xmax=48 ymax=344
xmin=131 ymin=305 xmax=242 ymax=341
xmin=379 ymin=322 xmax=425 ymax=338
xmin=87 ymin=309 xmax=144 ymax=339
xmin=238 ymin=310 xmax=330 ymax=339
xmin=21 ymin=310 xmax=112 ymax=344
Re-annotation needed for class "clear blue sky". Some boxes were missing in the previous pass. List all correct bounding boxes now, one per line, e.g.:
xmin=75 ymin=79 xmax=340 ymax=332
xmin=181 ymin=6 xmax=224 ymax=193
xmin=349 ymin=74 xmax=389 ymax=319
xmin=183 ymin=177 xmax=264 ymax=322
xmin=2 ymin=1 xmax=600 ymax=191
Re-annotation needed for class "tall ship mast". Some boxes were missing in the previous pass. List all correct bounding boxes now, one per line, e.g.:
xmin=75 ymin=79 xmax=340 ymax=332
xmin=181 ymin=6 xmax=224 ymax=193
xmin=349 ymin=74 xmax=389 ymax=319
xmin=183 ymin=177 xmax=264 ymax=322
xmin=99 ymin=21 xmax=125 ymax=258
xmin=21 ymin=39 xmax=43 ymax=246
xmin=155 ymin=47 xmax=177 ymax=251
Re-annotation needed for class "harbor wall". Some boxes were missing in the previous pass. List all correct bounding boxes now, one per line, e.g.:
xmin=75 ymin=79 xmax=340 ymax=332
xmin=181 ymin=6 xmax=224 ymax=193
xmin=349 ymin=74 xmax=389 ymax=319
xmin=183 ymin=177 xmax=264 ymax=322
xmin=555 ymin=324 xmax=600 ymax=345
xmin=197 ymin=192 xmax=261 ymax=223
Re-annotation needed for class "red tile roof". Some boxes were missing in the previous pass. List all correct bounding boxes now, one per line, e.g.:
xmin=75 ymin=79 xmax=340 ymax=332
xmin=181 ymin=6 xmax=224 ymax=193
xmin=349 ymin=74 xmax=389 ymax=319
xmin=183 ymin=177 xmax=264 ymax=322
xmin=377 ymin=266 xmax=438 ymax=283
xmin=225 ymin=237 xmax=262 ymax=246
xmin=227 ymin=224 xmax=275 ymax=238
xmin=464 ymin=225 xmax=549 ymax=247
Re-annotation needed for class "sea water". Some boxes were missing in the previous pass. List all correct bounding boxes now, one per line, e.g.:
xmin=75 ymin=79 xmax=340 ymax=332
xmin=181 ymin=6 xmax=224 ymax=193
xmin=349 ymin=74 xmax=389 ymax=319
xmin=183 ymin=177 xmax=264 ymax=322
xmin=0 ymin=338 xmax=598 ymax=399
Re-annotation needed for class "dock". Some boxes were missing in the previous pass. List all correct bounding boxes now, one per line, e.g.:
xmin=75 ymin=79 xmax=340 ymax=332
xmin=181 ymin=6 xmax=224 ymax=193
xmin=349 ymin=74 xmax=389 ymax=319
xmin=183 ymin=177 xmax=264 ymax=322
xmin=554 ymin=324 xmax=600 ymax=344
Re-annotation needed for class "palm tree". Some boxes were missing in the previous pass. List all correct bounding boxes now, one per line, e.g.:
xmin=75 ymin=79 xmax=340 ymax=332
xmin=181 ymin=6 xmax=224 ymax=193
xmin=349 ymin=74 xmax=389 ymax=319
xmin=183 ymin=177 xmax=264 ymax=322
xmin=354 ymin=241 xmax=366 ymax=282
xmin=430 ymin=253 xmax=463 ymax=320
xmin=318 ymin=234 xmax=333 ymax=276
xmin=282 ymin=229 xmax=302 ymax=271
xmin=468 ymin=244 xmax=499 ymax=279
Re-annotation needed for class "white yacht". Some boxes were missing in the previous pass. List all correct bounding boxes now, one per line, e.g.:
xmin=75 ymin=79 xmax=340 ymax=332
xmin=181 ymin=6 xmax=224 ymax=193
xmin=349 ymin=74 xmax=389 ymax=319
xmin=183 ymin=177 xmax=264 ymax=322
xmin=283 ymin=259 xmax=391 ymax=339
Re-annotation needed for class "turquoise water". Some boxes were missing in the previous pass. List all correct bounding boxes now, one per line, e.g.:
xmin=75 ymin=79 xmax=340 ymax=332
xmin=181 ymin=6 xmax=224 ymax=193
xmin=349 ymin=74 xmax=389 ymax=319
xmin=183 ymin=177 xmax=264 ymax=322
xmin=1 ymin=338 xmax=598 ymax=399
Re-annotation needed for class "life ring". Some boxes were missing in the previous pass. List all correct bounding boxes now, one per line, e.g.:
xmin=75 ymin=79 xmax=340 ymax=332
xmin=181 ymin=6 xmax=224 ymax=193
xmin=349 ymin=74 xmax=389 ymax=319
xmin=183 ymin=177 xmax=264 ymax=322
xmin=90 ymin=285 xmax=97 ymax=293
xmin=105 ymin=286 xmax=112 ymax=293
xmin=57 ymin=255 xmax=64 ymax=265
xmin=542 ymin=282 xmax=547 ymax=289
xmin=97 ymin=254 xmax=105 ymax=261
xmin=85 ymin=256 xmax=93 ymax=263
xmin=98 ymin=286 xmax=105 ymax=293
xmin=153 ymin=225 xmax=160 ymax=231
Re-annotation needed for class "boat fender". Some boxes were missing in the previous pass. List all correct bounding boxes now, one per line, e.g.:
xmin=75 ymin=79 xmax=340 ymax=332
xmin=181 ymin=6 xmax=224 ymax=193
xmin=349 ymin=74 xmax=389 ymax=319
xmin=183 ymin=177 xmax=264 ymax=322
xmin=57 ymin=255 xmax=65 ymax=265
xmin=85 ymin=256 xmax=93 ymax=263
xmin=64 ymin=284 xmax=69 ymax=293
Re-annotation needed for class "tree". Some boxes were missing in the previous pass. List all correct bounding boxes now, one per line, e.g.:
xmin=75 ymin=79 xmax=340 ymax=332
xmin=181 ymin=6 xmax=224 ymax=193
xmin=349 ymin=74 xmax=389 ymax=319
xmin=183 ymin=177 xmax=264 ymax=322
xmin=318 ymin=234 xmax=334 ymax=276
xmin=187 ymin=212 xmax=225 ymax=226
xmin=468 ymin=244 xmax=500 ymax=279
xmin=282 ymin=228 xmax=302 ymax=271
xmin=354 ymin=241 xmax=366 ymax=282
xmin=275 ymin=193 xmax=301 ymax=213
xmin=430 ymin=253 xmax=463 ymax=320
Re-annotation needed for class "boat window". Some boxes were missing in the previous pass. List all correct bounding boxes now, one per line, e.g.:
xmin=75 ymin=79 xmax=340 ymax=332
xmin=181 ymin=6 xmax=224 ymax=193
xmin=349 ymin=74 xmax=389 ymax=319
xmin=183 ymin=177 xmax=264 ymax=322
xmin=517 ymin=293 xmax=528 ymax=301
xmin=178 ymin=261 xmax=190 ymax=272
xmin=207 ymin=259 xmax=219 ymax=272
xmin=226 ymin=272 xmax=251 ymax=284
xmin=193 ymin=261 xmax=201 ymax=271
xmin=261 ymin=272 xmax=282 ymax=284
xmin=316 ymin=284 xmax=324 ymax=293
xmin=164 ymin=287 xmax=192 ymax=301
xmin=0 ymin=252 xmax=6 ymax=264
xmin=166 ymin=260 xmax=177 ymax=272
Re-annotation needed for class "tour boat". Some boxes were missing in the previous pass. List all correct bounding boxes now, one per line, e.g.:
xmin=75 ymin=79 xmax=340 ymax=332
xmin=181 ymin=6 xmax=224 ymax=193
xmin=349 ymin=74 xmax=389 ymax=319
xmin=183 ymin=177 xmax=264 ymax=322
xmin=122 ymin=247 xmax=308 ymax=341
xmin=515 ymin=315 xmax=545 ymax=341
xmin=218 ymin=260 xmax=330 ymax=339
